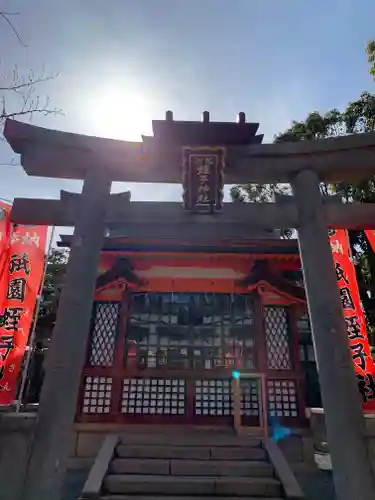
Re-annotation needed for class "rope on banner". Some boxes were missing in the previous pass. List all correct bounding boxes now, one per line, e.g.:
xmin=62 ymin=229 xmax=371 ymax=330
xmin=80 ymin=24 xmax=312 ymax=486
xmin=16 ymin=226 xmax=56 ymax=412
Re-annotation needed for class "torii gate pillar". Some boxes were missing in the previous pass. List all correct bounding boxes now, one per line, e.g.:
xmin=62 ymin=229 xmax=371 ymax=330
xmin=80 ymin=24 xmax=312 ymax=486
xmin=292 ymin=169 xmax=375 ymax=500
xmin=21 ymin=170 xmax=111 ymax=500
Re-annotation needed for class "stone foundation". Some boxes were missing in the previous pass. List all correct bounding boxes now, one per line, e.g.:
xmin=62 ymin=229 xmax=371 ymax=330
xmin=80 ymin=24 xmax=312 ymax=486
xmin=0 ymin=413 xmax=37 ymax=500
xmin=0 ymin=414 xmax=318 ymax=500
xmin=71 ymin=422 xmax=315 ymax=471
xmin=309 ymin=408 xmax=375 ymax=476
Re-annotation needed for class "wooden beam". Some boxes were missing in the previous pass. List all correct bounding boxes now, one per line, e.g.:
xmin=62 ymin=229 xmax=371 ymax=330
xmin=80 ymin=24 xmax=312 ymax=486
xmin=11 ymin=198 xmax=75 ymax=225
xmin=107 ymin=223 xmax=278 ymax=242
xmin=58 ymin=237 xmax=300 ymax=256
xmin=230 ymin=147 xmax=375 ymax=183
xmin=275 ymin=194 xmax=343 ymax=204
xmin=10 ymin=197 xmax=375 ymax=230
xmin=13 ymin=140 xmax=375 ymax=184
xmin=5 ymin=119 xmax=375 ymax=183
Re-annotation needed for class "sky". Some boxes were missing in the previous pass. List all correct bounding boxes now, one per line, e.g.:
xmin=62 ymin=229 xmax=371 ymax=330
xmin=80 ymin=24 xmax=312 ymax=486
xmin=0 ymin=0 xmax=375 ymax=210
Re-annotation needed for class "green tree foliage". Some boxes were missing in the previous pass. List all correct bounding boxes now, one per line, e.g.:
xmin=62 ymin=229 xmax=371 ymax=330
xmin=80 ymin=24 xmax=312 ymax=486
xmin=35 ymin=248 xmax=69 ymax=343
xmin=367 ymin=40 xmax=375 ymax=81
xmin=21 ymin=248 xmax=68 ymax=403
xmin=230 ymin=183 xmax=293 ymax=239
xmin=274 ymin=96 xmax=375 ymax=339
xmin=232 ymin=51 xmax=375 ymax=341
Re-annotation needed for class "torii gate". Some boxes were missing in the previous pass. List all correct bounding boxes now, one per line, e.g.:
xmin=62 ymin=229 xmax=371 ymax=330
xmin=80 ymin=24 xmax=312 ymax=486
xmin=4 ymin=115 xmax=375 ymax=500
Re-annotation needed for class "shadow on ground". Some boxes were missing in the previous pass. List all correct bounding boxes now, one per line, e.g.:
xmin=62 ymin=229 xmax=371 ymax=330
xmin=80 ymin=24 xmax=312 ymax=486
xmin=296 ymin=470 xmax=336 ymax=500
xmin=62 ymin=470 xmax=88 ymax=500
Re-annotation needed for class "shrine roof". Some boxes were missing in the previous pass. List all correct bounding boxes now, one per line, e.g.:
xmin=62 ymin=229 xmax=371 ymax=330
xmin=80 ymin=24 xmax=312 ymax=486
xmin=58 ymin=234 xmax=300 ymax=257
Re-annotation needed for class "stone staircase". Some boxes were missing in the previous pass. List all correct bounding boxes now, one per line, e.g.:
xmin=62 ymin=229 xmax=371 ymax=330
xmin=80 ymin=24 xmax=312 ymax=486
xmin=81 ymin=429 xmax=305 ymax=500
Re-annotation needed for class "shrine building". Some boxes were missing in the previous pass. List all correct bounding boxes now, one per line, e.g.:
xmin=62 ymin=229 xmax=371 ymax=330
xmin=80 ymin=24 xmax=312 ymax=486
xmin=7 ymin=109 xmax=375 ymax=500
xmin=57 ymin=115 xmax=320 ymax=431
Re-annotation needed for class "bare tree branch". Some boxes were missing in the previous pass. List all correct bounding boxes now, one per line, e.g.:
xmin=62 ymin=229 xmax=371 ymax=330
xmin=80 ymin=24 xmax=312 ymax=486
xmin=2 ymin=107 xmax=62 ymax=119
xmin=0 ymin=73 xmax=58 ymax=93
xmin=0 ymin=66 xmax=62 ymax=123
xmin=0 ymin=11 xmax=27 ymax=47
xmin=0 ymin=9 xmax=62 ymax=169
xmin=0 ymin=13 xmax=61 ymax=123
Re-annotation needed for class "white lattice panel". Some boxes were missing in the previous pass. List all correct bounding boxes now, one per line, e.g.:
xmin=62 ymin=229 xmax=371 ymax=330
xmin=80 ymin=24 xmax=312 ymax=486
xmin=194 ymin=379 xmax=259 ymax=417
xmin=82 ymin=376 xmax=112 ymax=414
xmin=267 ymin=379 xmax=298 ymax=418
xmin=121 ymin=378 xmax=186 ymax=415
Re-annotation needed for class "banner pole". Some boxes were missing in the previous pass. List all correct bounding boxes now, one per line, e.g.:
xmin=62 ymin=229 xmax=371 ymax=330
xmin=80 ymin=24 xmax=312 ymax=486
xmin=16 ymin=226 xmax=56 ymax=412
xmin=0 ymin=202 xmax=12 ymax=310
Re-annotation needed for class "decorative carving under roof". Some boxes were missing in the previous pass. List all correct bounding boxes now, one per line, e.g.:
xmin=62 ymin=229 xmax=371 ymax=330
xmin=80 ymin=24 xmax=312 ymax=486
xmin=95 ymin=257 xmax=144 ymax=291
xmin=238 ymin=259 xmax=305 ymax=302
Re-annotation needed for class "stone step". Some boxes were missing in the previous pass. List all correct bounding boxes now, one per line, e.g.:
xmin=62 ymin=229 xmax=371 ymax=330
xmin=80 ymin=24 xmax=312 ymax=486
xmin=109 ymin=458 xmax=274 ymax=477
xmin=116 ymin=445 xmax=267 ymax=461
xmin=101 ymin=497 xmax=283 ymax=500
xmin=109 ymin=458 xmax=169 ymax=475
xmin=171 ymin=459 xmax=273 ymax=478
xmin=118 ymin=434 xmax=262 ymax=447
xmin=209 ymin=446 xmax=267 ymax=461
xmin=104 ymin=474 xmax=281 ymax=497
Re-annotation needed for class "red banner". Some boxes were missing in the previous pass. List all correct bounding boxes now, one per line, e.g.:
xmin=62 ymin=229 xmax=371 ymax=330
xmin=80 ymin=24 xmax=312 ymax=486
xmin=329 ymin=229 xmax=375 ymax=411
xmin=0 ymin=223 xmax=47 ymax=404
xmin=365 ymin=230 xmax=375 ymax=253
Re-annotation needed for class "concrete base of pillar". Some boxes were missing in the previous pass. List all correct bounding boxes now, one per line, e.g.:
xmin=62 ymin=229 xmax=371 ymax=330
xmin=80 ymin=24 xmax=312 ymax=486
xmin=309 ymin=407 xmax=375 ymax=477
xmin=0 ymin=413 xmax=37 ymax=500
xmin=0 ymin=414 xmax=95 ymax=499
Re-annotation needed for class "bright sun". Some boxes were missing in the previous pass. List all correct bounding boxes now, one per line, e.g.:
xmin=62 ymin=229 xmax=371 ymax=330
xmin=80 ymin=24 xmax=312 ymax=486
xmin=88 ymin=87 xmax=153 ymax=141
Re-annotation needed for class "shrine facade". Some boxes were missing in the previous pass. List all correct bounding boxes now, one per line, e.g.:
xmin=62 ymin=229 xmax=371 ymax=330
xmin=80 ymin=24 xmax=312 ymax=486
xmin=58 ymin=235 xmax=318 ymax=429
xmin=6 ymin=112 xmax=375 ymax=500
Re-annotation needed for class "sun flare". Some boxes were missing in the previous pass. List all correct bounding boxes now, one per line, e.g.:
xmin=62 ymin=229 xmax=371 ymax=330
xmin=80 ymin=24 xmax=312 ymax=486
xmin=88 ymin=87 xmax=153 ymax=141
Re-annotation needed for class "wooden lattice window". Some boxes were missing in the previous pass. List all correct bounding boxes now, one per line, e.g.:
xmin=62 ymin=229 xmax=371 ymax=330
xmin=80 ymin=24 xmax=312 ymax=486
xmin=82 ymin=376 xmax=112 ymax=414
xmin=240 ymin=379 xmax=260 ymax=417
xmin=264 ymin=307 xmax=292 ymax=370
xmin=267 ymin=379 xmax=298 ymax=418
xmin=121 ymin=378 xmax=186 ymax=415
xmin=194 ymin=379 xmax=259 ymax=417
xmin=88 ymin=302 xmax=119 ymax=367
xmin=195 ymin=379 xmax=232 ymax=416
xmin=126 ymin=292 xmax=256 ymax=370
